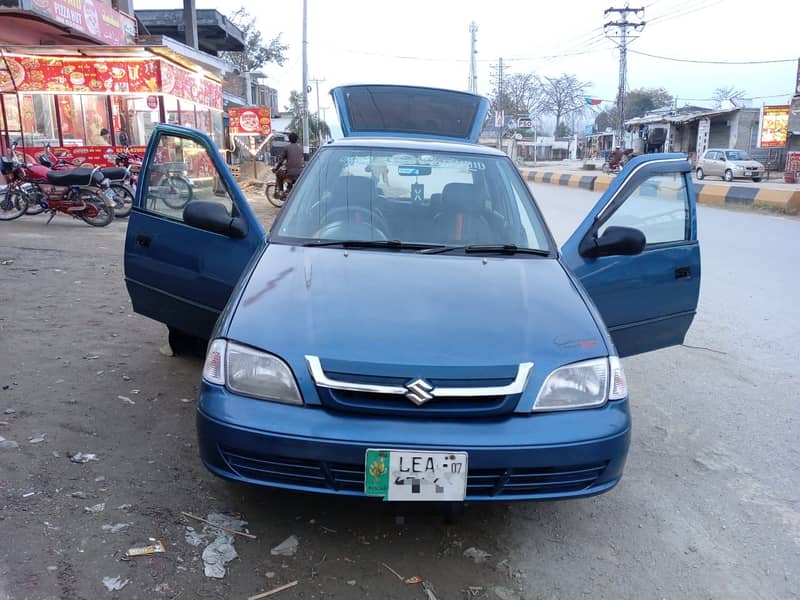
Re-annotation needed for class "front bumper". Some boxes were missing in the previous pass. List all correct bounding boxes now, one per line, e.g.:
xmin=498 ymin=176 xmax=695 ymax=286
xmin=197 ymin=382 xmax=631 ymax=502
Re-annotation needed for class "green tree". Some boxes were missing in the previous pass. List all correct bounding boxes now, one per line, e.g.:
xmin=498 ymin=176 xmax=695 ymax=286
xmin=220 ymin=7 xmax=288 ymax=72
xmin=594 ymin=87 xmax=674 ymax=131
xmin=286 ymin=90 xmax=331 ymax=145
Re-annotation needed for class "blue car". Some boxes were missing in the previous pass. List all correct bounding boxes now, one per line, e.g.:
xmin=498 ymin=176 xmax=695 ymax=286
xmin=124 ymin=85 xmax=700 ymax=502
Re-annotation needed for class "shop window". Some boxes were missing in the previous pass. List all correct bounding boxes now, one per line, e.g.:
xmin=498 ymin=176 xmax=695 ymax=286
xmin=180 ymin=101 xmax=197 ymax=129
xmin=118 ymin=96 xmax=161 ymax=147
xmin=60 ymin=95 xmax=110 ymax=146
xmin=211 ymin=110 xmax=223 ymax=146
xmin=20 ymin=95 xmax=57 ymax=146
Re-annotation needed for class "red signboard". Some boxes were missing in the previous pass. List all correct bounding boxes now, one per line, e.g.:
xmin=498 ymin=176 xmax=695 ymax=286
xmin=228 ymin=107 xmax=272 ymax=135
xmin=27 ymin=0 xmax=136 ymax=46
xmin=0 ymin=56 xmax=222 ymax=110
xmin=160 ymin=62 xmax=222 ymax=111
xmin=759 ymin=105 xmax=790 ymax=148
xmin=0 ymin=55 xmax=160 ymax=94
xmin=17 ymin=145 xmax=147 ymax=169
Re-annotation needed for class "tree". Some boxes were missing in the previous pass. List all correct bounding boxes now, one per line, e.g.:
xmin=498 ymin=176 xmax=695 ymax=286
xmin=712 ymin=86 xmax=747 ymax=108
xmin=594 ymin=87 xmax=674 ymax=131
xmin=555 ymin=122 xmax=573 ymax=138
xmin=541 ymin=74 xmax=590 ymax=138
xmin=491 ymin=73 xmax=549 ymax=122
xmin=286 ymin=90 xmax=331 ymax=146
xmin=220 ymin=7 xmax=288 ymax=72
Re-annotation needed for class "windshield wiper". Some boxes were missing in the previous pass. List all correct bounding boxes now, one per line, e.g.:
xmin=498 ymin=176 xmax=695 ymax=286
xmin=303 ymin=239 xmax=446 ymax=251
xmin=420 ymin=244 xmax=551 ymax=256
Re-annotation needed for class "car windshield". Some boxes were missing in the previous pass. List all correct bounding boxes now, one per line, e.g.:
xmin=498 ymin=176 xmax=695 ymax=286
xmin=272 ymin=146 xmax=552 ymax=253
xmin=725 ymin=150 xmax=751 ymax=161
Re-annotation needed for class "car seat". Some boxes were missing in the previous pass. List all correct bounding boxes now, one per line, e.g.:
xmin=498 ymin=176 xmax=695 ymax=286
xmin=432 ymin=183 xmax=494 ymax=245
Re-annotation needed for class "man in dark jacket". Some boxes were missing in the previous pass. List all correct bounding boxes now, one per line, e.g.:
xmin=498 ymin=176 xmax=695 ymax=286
xmin=273 ymin=132 xmax=304 ymax=197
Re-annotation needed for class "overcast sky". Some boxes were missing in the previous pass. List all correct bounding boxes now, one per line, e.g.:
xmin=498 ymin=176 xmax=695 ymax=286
xmin=135 ymin=0 xmax=798 ymax=129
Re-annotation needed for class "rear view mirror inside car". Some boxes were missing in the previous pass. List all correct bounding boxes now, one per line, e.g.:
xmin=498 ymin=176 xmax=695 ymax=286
xmin=398 ymin=165 xmax=433 ymax=176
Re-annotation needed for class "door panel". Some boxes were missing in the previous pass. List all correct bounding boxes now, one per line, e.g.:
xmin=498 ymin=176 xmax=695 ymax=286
xmin=124 ymin=125 xmax=265 ymax=340
xmin=561 ymin=154 xmax=701 ymax=357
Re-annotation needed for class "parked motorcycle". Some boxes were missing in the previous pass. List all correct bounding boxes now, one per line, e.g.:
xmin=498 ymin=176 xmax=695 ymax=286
xmin=1 ymin=142 xmax=116 ymax=227
xmin=27 ymin=144 xmax=134 ymax=218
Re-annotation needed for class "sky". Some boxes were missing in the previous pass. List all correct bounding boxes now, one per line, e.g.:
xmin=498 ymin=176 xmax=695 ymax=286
xmin=133 ymin=0 xmax=799 ymax=132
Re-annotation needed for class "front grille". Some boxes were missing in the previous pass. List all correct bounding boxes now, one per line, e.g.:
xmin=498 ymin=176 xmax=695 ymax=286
xmin=221 ymin=447 xmax=607 ymax=498
xmin=317 ymin=387 xmax=517 ymax=418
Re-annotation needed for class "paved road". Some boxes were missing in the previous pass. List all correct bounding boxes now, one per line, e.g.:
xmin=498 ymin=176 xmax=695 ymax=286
xmin=0 ymin=190 xmax=798 ymax=600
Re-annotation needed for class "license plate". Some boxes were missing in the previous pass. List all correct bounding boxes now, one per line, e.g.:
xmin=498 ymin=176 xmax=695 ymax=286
xmin=365 ymin=449 xmax=468 ymax=501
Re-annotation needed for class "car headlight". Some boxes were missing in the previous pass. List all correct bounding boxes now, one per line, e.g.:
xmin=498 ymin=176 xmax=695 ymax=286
xmin=202 ymin=339 xmax=303 ymax=405
xmin=533 ymin=356 xmax=627 ymax=412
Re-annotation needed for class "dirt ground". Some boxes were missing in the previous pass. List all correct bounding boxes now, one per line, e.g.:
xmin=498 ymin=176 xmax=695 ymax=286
xmin=0 ymin=199 xmax=531 ymax=600
xmin=1 ymin=189 xmax=798 ymax=600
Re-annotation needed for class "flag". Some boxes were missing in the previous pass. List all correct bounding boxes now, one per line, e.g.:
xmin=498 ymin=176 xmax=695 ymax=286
xmin=584 ymin=97 xmax=602 ymax=106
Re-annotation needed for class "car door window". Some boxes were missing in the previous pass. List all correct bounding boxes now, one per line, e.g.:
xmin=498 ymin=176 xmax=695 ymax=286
xmin=144 ymin=134 xmax=233 ymax=221
xmin=598 ymin=172 xmax=689 ymax=245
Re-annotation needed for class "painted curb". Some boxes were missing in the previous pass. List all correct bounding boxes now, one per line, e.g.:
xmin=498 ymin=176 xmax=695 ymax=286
xmin=520 ymin=169 xmax=800 ymax=214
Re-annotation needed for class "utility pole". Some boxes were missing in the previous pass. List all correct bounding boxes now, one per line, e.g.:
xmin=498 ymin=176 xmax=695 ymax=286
xmin=301 ymin=0 xmax=310 ymax=159
xmin=490 ymin=57 xmax=505 ymax=150
xmin=468 ymin=22 xmax=478 ymax=94
xmin=604 ymin=5 xmax=645 ymax=148
xmin=310 ymin=77 xmax=326 ymax=143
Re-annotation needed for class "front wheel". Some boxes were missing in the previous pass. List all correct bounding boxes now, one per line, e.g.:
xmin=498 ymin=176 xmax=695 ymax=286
xmin=161 ymin=176 xmax=193 ymax=210
xmin=109 ymin=183 xmax=133 ymax=218
xmin=723 ymin=169 xmax=733 ymax=182
xmin=0 ymin=189 xmax=28 ymax=221
xmin=696 ymin=168 xmax=704 ymax=180
xmin=266 ymin=182 xmax=286 ymax=208
xmin=77 ymin=192 xmax=115 ymax=227
xmin=752 ymin=177 xmax=762 ymax=183
xmin=24 ymin=185 xmax=47 ymax=215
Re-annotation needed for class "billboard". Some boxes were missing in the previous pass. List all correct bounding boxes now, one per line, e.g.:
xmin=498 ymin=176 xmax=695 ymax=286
xmin=228 ymin=107 xmax=272 ymax=136
xmin=27 ymin=0 xmax=137 ymax=45
xmin=759 ymin=105 xmax=789 ymax=148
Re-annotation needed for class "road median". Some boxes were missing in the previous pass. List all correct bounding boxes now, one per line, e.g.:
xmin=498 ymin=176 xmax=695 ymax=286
xmin=520 ymin=168 xmax=800 ymax=214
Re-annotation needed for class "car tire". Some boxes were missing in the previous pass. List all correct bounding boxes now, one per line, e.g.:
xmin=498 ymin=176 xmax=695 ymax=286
xmin=752 ymin=177 xmax=762 ymax=183
xmin=724 ymin=169 xmax=733 ymax=182
xmin=696 ymin=168 xmax=704 ymax=180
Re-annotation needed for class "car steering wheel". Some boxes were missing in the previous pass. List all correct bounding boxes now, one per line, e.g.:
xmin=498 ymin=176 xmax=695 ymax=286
xmin=313 ymin=206 xmax=389 ymax=240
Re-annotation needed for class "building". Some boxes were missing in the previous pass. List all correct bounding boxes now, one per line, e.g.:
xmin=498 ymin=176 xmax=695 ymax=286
xmin=624 ymin=104 xmax=761 ymax=161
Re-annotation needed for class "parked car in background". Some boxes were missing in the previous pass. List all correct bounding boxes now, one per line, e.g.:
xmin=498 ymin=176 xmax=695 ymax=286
xmin=696 ymin=148 xmax=764 ymax=182
xmin=124 ymin=85 xmax=701 ymax=504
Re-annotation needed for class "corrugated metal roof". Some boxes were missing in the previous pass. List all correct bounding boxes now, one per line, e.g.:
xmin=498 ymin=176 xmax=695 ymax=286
xmin=625 ymin=106 xmax=749 ymax=126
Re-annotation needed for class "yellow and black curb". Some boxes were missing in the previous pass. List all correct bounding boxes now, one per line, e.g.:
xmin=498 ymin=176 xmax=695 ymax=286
xmin=519 ymin=169 xmax=800 ymax=214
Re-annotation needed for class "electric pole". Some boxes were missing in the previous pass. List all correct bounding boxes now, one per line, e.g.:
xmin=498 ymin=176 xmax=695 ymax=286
xmin=310 ymin=77 xmax=326 ymax=143
xmin=468 ymin=22 xmax=478 ymax=94
xmin=604 ymin=5 xmax=645 ymax=148
xmin=490 ymin=57 xmax=505 ymax=150
xmin=301 ymin=0 xmax=310 ymax=159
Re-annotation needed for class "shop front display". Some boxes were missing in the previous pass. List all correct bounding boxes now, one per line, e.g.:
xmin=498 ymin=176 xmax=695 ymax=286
xmin=0 ymin=49 xmax=223 ymax=170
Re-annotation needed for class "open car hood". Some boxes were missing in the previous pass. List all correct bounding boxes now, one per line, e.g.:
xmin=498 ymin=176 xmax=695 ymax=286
xmin=330 ymin=85 xmax=490 ymax=143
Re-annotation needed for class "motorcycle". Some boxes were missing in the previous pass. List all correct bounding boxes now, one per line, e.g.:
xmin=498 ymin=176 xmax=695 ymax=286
xmin=27 ymin=144 xmax=134 ymax=218
xmin=0 ymin=142 xmax=116 ymax=227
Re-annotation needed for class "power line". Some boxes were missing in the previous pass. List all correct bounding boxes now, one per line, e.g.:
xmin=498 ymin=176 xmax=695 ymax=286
xmin=628 ymin=49 xmax=796 ymax=65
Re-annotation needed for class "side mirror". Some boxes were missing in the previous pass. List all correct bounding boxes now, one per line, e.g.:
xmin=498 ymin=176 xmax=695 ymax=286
xmin=579 ymin=225 xmax=646 ymax=258
xmin=183 ymin=201 xmax=248 ymax=239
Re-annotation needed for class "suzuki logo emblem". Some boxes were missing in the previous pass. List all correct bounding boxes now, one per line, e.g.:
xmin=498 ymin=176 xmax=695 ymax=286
xmin=405 ymin=378 xmax=434 ymax=405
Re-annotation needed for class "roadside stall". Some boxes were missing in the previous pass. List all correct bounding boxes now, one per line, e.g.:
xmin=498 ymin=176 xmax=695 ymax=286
xmin=0 ymin=45 xmax=223 ymax=171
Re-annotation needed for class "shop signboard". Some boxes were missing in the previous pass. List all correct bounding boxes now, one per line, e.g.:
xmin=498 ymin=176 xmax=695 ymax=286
xmin=228 ymin=107 xmax=271 ymax=136
xmin=759 ymin=105 xmax=789 ymax=148
xmin=0 ymin=55 xmax=223 ymax=110
xmin=25 ymin=0 xmax=137 ymax=45
xmin=18 ymin=145 xmax=147 ymax=169
xmin=0 ymin=55 xmax=160 ymax=94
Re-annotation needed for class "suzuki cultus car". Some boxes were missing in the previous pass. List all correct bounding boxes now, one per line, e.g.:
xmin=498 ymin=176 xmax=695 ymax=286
xmin=124 ymin=85 xmax=700 ymax=502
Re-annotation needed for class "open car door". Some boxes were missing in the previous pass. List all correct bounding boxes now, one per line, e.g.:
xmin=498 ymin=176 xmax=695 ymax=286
xmin=124 ymin=124 xmax=265 ymax=341
xmin=561 ymin=154 xmax=701 ymax=357
xmin=330 ymin=84 xmax=490 ymax=143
